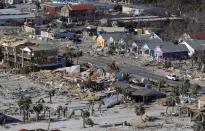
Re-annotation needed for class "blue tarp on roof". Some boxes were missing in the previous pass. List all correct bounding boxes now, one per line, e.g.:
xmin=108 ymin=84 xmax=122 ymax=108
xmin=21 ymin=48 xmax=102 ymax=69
xmin=116 ymin=72 xmax=126 ymax=81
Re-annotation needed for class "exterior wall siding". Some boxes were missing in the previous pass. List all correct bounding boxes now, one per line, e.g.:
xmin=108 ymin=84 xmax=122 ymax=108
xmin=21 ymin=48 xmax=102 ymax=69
xmin=162 ymin=52 xmax=188 ymax=60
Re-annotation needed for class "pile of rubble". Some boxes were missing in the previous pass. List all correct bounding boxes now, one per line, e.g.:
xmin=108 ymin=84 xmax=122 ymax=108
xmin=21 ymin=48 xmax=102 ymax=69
xmin=28 ymin=70 xmax=64 ymax=85
xmin=27 ymin=63 xmax=122 ymax=101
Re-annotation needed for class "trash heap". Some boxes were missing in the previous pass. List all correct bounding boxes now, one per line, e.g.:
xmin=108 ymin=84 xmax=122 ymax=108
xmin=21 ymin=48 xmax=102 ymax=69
xmin=27 ymin=65 xmax=116 ymax=99
xmin=28 ymin=70 xmax=64 ymax=85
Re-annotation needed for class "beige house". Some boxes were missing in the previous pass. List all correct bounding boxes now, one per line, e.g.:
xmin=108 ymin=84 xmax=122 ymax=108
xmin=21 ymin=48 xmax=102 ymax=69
xmin=96 ymin=35 xmax=106 ymax=48
xmin=198 ymin=96 xmax=205 ymax=109
xmin=96 ymin=33 xmax=127 ymax=49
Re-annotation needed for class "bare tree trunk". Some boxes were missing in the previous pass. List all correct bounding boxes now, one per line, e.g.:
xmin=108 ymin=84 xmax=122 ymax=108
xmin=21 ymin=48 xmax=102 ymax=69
xmin=63 ymin=110 xmax=66 ymax=117
xmin=83 ymin=116 xmax=85 ymax=128
xmin=23 ymin=110 xmax=26 ymax=123
xmin=36 ymin=112 xmax=39 ymax=121
xmin=91 ymin=102 xmax=94 ymax=116
xmin=43 ymin=110 xmax=46 ymax=118
xmin=26 ymin=111 xmax=29 ymax=121
xmin=141 ymin=115 xmax=145 ymax=123
xmin=48 ymin=110 xmax=51 ymax=131
xmin=3 ymin=117 xmax=6 ymax=127
xmin=166 ymin=106 xmax=169 ymax=115
xmin=49 ymin=96 xmax=52 ymax=104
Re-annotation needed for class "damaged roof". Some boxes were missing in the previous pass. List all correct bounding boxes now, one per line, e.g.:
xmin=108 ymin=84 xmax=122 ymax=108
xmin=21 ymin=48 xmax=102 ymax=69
xmin=125 ymin=33 xmax=162 ymax=47
xmin=100 ymin=32 xmax=127 ymax=41
xmin=131 ymin=88 xmax=165 ymax=97
xmin=156 ymin=44 xmax=189 ymax=53
xmin=186 ymin=40 xmax=205 ymax=51
xmin=29 ymin=44 xmax=57 ymax=51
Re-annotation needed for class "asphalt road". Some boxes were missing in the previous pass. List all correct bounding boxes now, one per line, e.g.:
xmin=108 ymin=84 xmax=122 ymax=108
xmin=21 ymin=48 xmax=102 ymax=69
xmin=79 ymin=56 xmax=183 ymax=86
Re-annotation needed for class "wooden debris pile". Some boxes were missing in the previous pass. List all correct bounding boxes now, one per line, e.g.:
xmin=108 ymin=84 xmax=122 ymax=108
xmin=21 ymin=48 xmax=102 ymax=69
xmin=28 ymin=70 xmax=63 ymax=85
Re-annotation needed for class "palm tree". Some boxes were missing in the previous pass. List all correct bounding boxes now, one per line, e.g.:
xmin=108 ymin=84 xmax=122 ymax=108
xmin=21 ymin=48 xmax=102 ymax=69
xmin=81 ymin=110 xmax=90 ymax=128
xmin=88 ymin=100 xmax=95 ymax=116
xmin=124 ymin=73 xmax=130 ymax=81
xmin=122 ymin=88 xmax=130 ymax=103
xmin=33 ymin=103 xmax=43 ymax=120
xmin=37 ymin=98 xmax=45 ymax=104
xmin=164 ymin=60 xmax=172 ymax=68
xmin=135 ymin=105 xmax=146 ymax=122
xmin=62 ymin=107 xmax=68 ymax=117
xmin=115 ymin=86 xmax=123 ymax=101
xmin=64 ymin=52 xmax=74 ymax=67
xmin=115 ymin=86 xmax=130 ymax=103
xmin=192 ymin=122 xmax=205 ymax=131
xmin=157 ymin=80 xmax=165 ymax=91
xmin=179 ymin=79 xmax=190 ymax=95
xmin=85 ymin=118 xmax=94 ymax=127
xmin=60 ymin=17 xmax=68 ymax=28
xmin=48 ymin=90 xmax=55 ymax=104
xmin=191 ymin=84 xmax=201 ymax=96
xmin=18 ymin=96 xmax=32 ymax=122
xmin=191 ymin=53 xmax=198 ymax=68
xmin=165 ymin=93 xmax=180 ymax=115
xmin=108 ymin=42 xmax=116 ymax=54
xmin=109 ymin=61 xmax=119 ymax=72
xmin=56 ymin=106 xmax=63 ymax=117
xmin=35 ymin=1 xmax=41 ymax=11
xmin=43 ymin=106 xmax=50 ymax=118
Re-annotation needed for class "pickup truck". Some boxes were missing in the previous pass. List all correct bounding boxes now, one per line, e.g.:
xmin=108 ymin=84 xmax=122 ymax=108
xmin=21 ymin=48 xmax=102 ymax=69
xmin=166 ymin=74 xmax=179 ymax=81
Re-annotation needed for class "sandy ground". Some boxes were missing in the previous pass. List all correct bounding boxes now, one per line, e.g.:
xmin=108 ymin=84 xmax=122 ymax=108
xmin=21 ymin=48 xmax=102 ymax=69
xmin=0 ymin=75 xmax=194 ymax=131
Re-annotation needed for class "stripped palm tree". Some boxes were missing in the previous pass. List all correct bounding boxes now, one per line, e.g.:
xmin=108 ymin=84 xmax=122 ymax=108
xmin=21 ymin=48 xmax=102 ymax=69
xmin=165 ymin=93 xmax=180 ymax=119
xmin=191 ymin=84 xmax=201 ymax=96
xmin=48 ymin=90 xmax=55 ymax=104
xmin=157 ymin=80 xmax=165 ymax=91
xmin=192 ymin=122 xmax=205 ymax=131
xmin=135 ymin=104 xmax=146 ymax=122
xmin=18 ymin=96 xmax=32 ymax=122
xmin=81 ymin=110 xmax=90 ymax=128
xmin=109 ymin=61 xmax=119 ymax=72
xmin=43 ymin=106 xmax=50 ymax=118
xmin=62 ymin=107 xmax=68 ymax=117
xmin=179 ymin=79 xmax=190 ymax=95
xmin=33 ymin=103 xmax=43 ymax=120
xmin=56 ymin=106 xmax=63 ymax=117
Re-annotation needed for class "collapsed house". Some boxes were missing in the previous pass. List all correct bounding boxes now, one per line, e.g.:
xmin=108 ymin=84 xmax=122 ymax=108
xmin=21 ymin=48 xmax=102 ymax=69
xmin=0 ymin=113 xmax=21 ymax=125
xmin=130 ymin=88 xmax=165 ymax=103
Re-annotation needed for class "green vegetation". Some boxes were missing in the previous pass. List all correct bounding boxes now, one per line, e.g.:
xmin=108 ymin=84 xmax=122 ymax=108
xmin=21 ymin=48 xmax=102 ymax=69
xmin=135 ymin=105 xmax=146 ymax=122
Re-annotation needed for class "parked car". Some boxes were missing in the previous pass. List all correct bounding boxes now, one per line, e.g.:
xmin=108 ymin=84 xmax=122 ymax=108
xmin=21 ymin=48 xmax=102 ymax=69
xmin=166 ymin=74 xmax=179 ymax=81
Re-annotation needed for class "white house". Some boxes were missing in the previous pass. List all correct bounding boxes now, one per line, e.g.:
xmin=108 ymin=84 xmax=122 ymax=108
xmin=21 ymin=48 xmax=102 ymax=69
xmin=122 ymin=6 xmax=144 ymax=16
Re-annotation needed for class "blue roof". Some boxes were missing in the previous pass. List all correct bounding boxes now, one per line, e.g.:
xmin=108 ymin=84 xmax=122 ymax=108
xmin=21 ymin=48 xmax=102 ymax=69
xmin=55 ymin=32 xmax=76 ymax=38
xmin=116 ymin=72 xmax=126 ymax=81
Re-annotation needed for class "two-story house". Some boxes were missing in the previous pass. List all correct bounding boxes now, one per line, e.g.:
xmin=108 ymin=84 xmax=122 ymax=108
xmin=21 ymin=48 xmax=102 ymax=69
xmin=1 ymin=39 xmax=61 ymax=71
xmin=61 ymin=4 xmax=96 ymax=23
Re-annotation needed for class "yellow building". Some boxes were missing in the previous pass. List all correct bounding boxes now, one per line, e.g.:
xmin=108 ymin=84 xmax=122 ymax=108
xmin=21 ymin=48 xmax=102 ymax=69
xmin=198 ymin=96 xmax=205 ymax=109
xmin=96 ymin=33 xmax=126 ymax=48
xmin=96 ymin=35 xmax=106 ymax=48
